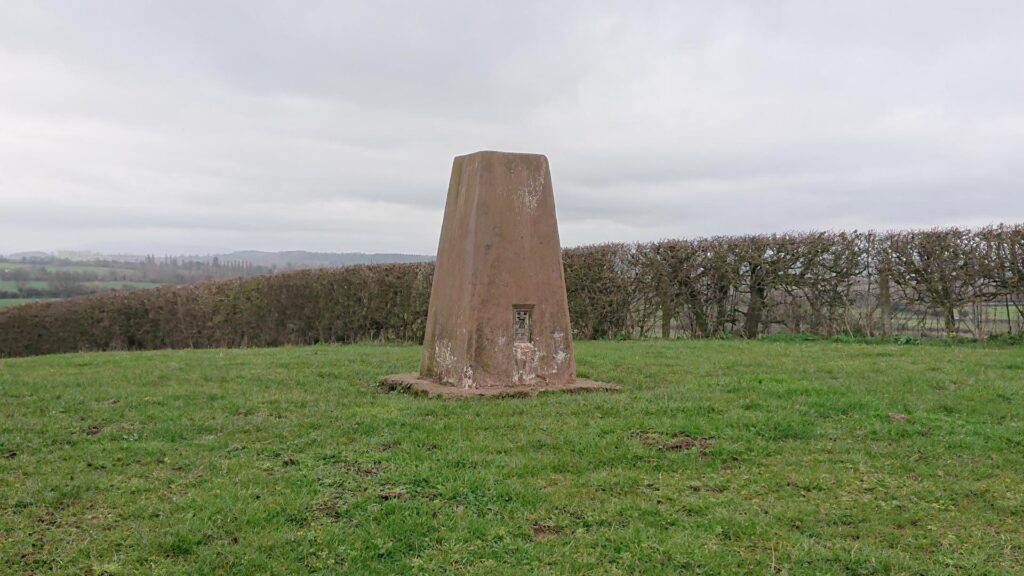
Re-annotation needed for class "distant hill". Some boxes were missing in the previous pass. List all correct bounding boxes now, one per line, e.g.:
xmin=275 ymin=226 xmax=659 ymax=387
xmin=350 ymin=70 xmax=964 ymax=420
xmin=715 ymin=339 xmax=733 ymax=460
xmin=5 ymin=251 xmax=51 ymax=261
xmin=3 ymin=250 xmax=434 ymax=269
xmin=0 ymin=250 xmax=434 ymax=309
xmin=213 ymin=251 xmax=434 ymax=269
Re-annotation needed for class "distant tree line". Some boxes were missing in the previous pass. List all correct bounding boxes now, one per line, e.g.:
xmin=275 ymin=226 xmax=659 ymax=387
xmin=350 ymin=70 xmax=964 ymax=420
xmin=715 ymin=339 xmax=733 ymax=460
xmin=0 ymin=255 xmax=274 ymax=299
xmin=0 ymin=225 xmax=1021 ymax=357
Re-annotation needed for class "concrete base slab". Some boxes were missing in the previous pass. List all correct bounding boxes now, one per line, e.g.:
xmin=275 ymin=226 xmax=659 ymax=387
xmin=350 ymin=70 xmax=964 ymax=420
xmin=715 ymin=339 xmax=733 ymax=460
xmin=379 ymin=373 xmax=619 ymax=399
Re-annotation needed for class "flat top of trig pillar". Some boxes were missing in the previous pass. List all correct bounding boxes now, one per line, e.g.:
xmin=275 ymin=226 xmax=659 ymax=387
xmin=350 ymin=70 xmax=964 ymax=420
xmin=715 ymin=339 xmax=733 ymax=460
xmin=456 ymin=150 xmax=548 ymax=162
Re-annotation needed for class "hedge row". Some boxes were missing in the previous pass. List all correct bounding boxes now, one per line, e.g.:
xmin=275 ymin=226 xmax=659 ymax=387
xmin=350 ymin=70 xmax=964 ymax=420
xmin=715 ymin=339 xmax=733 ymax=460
xmin=0 ymin=263 xmax=433 ymax=357
xmin=565 ymin=225 xmax=1024 ymax=340
xmin=1 ymin=225 xmax=1021 ymax=357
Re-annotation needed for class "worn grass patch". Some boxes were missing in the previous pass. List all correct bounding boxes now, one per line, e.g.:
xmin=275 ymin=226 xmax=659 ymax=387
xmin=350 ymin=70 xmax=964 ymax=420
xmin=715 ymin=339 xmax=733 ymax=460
xmin=1 ymin=340 xmax=1022 ymax=574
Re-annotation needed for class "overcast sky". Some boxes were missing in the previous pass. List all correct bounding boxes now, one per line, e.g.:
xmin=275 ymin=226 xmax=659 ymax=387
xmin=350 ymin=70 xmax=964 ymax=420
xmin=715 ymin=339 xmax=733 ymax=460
xmin=2 ymin=1 xmax=1023 ymax=256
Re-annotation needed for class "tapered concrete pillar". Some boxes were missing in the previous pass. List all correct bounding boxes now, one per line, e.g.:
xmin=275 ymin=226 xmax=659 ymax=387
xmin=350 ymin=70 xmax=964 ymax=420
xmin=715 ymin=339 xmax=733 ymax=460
xmin=381 ymin=151 xmax=616 ymax=398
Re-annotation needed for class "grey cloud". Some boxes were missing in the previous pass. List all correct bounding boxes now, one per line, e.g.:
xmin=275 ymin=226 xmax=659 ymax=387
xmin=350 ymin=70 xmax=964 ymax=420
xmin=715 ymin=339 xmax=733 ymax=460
xmin=1 ymin=1 xmax=1023 ymax=255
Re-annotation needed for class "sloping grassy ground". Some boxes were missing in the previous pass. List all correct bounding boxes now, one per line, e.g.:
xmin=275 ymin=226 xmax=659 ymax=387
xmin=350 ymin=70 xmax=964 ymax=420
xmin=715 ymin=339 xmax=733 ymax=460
xmin=1 ymin=340 xmax=1022 ymax=575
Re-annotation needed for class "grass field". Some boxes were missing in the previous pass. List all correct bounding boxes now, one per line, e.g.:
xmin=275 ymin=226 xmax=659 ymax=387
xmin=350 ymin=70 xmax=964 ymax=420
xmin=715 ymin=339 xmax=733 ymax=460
xmin=0 ymin=298 xmax=57 ymax=309
xmin=0 ymin=262 xmax=139 ymax=277
xmin=1 ymin=340 xmax=1022 ymax=574
xmin=0 ymin=280 xmax=163 ymax=293
xmin=84 ymin=281 xmax=164 ymax=290
xmin=0 ymin=280 xmax=50 ymax=292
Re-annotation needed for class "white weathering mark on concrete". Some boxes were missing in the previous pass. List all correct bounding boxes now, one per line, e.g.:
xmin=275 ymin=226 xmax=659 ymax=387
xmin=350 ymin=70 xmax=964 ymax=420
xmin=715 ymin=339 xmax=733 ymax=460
xmin=515 ymin=171 xmax=544 ymax=213
xmin=435 ymin=339 xmax=456 ymax=384
xmin=552 ymin=331 xmax=567 ymax=367
xmin=512 ymin=342 xmax=539 ymax=385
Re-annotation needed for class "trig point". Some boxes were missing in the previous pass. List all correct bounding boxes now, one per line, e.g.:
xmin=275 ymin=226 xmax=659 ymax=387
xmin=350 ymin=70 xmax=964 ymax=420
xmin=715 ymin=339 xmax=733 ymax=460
xmin=381 ymin=151 xmax=617 ymax=398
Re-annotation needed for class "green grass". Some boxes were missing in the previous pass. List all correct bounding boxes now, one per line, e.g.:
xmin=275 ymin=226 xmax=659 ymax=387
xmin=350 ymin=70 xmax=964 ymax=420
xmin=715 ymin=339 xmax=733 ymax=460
xmin=0 ymin=280 xmax=50 ymax=291
xmin=0 ymin=261 xmax=139 ymax=276
xmin=0 ymin=280 xmax=163 ymax=299
xmin=1 ymin=341 xmax=1022 ymax=574
xmin=0 ymin=280 xmax=163 ymax=292
xmin=0 ymin=298 xmax=56 ymax=309
xmin=84 ymin=281 xmax=164 ymax=290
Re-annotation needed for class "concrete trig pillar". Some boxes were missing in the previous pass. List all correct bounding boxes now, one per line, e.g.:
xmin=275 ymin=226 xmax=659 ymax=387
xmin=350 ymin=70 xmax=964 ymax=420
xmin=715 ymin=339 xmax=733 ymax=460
xmin=382 ymin=150 xmax=616 ymax=398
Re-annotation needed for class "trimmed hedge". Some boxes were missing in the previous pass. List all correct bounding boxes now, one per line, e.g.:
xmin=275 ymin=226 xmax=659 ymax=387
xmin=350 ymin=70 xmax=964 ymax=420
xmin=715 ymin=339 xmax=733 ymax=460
xmin=562 ymin=226 xmax=1024 ymax=340
xmin=0 ymin=263 xmax=433 ymax=357
xmin=2 ymin=225 xmax=1022 ymax=357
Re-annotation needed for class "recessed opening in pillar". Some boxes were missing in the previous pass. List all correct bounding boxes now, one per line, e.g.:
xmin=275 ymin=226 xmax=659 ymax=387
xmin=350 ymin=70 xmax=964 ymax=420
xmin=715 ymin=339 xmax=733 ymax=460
xmin=512 ymin=305 xmax=537 ymax=385
xmin=513 ymin=305 xmax=534 ymax=343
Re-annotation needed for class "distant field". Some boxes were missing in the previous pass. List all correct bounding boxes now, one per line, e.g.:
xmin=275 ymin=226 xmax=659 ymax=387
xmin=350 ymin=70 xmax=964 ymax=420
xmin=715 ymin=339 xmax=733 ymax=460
xmin=0 ymin=298 xmax=56 ymax=308
xmin=1 ymin=340 xmax=1021 ymax=574
xmin=0 ymin=280 xmax=163 ymax=293
xmin=0 ymin=261 xmax=139 ymax=276
xmin=85 ymin=281 xmax=164 ymax=290
xmin=0 ymin=280 xmax=163 ymax=313
xmin=889 ymin=305 xmax=1023 ymax=338
xmin=0 ymin=280 xmax=50 ymax=291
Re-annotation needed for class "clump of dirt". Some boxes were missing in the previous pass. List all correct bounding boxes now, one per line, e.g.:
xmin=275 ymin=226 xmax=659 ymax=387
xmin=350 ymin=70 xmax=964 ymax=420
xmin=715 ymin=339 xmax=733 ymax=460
xmin=339 ymin=461 xmax=382 ymax=476
xmin=689 ymin=483 xmax=724 ymax=493
xmin=632 ymin=431 xmax=714 ymax=457
xmin=663 ymin=435 xmax=713 ymax=451
xmin=37 ymin=510 xmax=60 ymax=527
xmin=888 ymin=413 xmax=909 ymax=422
xmin=378 ymin=489 xmax=406 ymax=501
xmin=81 ymin=424 xmax=103 ymax=436
xmin=530 ymin=524 xmax=564 ymax=539
xmin=282 ymin=457 xmax=299 ymax=467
